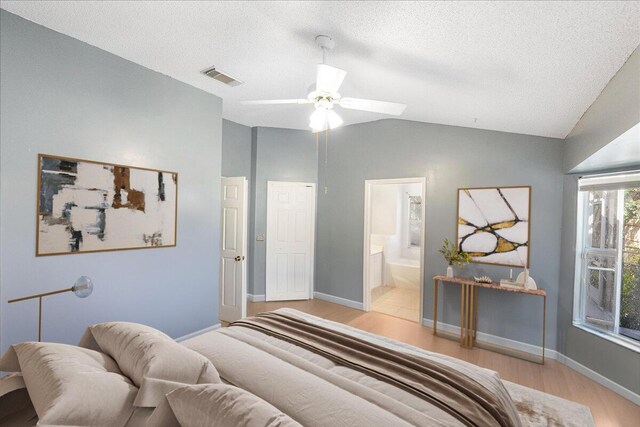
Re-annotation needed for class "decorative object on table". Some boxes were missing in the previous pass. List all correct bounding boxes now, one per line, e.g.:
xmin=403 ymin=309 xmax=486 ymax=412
xmin=439 ymin=238 xmax=471 ymax=277
xmin=37 ymin=154 xmax=178 ymax=256
xmin=7 ymin=276 xmax=94 ymax=341
xmin=499 ymin=267 xmax=537 ymax=290
xmin=499 ymin=278 xmax=525 ymax=289
xmin=456 ymin=186 xmax=531 ymax=267
xmin=474 ymin=276 xmax=493 ymax=284
xmin=516 ymin=267 xmax=538 ymax=290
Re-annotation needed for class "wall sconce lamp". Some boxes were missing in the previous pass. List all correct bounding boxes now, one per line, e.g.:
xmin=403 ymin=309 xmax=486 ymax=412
xmin=7 ymin=276 xmax=94 ymax=341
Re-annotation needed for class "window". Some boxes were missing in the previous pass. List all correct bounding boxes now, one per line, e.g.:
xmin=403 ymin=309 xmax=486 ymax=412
xmin=574 ymin=171 xmax=640 ymax=349
xmin=408 ymin=196 xmax=422 ymax=247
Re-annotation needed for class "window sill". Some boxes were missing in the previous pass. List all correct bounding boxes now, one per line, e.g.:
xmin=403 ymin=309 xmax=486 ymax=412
xmin=572 ymin=322 xmax=640 ymax=354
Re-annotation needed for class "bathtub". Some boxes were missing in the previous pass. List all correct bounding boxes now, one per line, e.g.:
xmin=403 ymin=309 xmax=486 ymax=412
xmin=385 ymin=257 xmax=420 ymax=289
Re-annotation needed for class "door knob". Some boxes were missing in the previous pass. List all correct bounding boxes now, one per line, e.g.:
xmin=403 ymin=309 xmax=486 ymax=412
xmin=235 ymin=256 xmax=241 ymax=261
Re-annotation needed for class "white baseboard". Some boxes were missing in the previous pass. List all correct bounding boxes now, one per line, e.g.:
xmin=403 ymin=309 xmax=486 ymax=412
xmin=421 ymin=317 xmax=640 ymax=405
xmin=554 ymin=351 xmax=640 ymax=405
xmin=313 ymin=292 xmax=364 ymax=310
xmin=421 ymin=318 xmax=556 ymax=360
xmin=247 ymin=293 xmax=265 ymax=302
xmin=175 ymin=324 xmax=221 ymax=342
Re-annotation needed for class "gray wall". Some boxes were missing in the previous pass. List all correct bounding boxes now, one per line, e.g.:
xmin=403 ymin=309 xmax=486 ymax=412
xmin=564 ymin=47 xmax=639 ymax=173
xmin=249 ymin=127 xmax=318 ymax=295
xmin=221 ymin=119 xmax=253 ymax=288
xmin=222 ymin=119 xmax=252 ymax=179
xmin=0 ymin=11 xmax=223 ymax=352
xmin=316 ymin=119 xmax=564 ymax=348
xmin=556 ymin=45 xmax=640 ymax=394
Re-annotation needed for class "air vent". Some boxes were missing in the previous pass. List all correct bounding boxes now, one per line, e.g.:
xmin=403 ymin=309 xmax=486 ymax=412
xmin=201 ymin=66 xmax=243 ymax=87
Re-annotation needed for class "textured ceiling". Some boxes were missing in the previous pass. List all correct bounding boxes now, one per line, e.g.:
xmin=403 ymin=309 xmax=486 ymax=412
xmin=1 ymin=1 xmax=639 ymax=138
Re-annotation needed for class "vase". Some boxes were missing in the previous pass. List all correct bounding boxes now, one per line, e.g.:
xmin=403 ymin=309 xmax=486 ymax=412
xmin=446 ymin=265 xmax=454 ymax=278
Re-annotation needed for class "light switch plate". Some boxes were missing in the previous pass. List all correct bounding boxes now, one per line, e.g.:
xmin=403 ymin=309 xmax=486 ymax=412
xmin=256 ymin=234 xmax=265 ymax=241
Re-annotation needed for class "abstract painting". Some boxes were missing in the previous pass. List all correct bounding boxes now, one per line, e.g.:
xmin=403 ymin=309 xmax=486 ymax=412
xmin=456 ymin=186 xmax=530 ymax=267
xmin=37 ymin=154 xmax=177 ymax=256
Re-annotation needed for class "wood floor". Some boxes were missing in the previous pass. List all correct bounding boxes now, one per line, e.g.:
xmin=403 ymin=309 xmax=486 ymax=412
xmin=247 ymin=299 xmax=640 ymax=427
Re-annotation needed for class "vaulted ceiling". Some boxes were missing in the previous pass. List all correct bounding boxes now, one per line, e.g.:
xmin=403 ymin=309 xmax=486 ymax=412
xmin=1 ymin=1 xmax=638 ymax=138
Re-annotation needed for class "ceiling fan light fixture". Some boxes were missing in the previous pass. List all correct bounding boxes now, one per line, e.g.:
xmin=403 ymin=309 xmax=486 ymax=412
xmin=327 ymin=110 xmax=343 ymax=129
xmin=310 ymin=108 xmax=328 ymax=131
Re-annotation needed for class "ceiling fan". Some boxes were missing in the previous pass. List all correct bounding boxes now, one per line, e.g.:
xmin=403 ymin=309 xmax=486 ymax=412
xmin=241 ymin=35 xmax=407 ymax=132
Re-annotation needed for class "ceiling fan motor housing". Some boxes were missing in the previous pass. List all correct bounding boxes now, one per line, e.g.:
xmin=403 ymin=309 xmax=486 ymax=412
xmin=314 ymin=96 xmax=335 ymax=110
xmin=315 ymin=35 xmax=335 ymax=51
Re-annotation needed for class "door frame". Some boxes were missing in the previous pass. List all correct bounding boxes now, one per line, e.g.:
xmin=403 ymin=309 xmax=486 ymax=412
xmin=266 ymin=181 xmax=316 ymax=301
xmin=363 ymin=177 xmax=426 ymax=321
xmin=219 ymin=176 xmax=248 ymax=322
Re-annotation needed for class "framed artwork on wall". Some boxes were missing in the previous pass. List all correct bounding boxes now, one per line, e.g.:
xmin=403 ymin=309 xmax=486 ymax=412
xmin=456 ymin=186 xmax=531 ymax=267
xmin=37 ymin=154 xmax=178 ymax=256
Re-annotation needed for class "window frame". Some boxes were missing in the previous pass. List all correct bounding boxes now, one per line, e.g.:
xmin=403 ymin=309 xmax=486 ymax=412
xmin=407 ymin=195 xmax=422 ymax=248
xmin=573 ymin=174 xmax=640 ymax=353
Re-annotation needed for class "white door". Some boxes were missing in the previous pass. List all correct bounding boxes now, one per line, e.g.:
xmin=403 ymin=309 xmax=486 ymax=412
xmin=219 ymin=177 xmax=248 ymax=323
xmin=266 ymin=181 xmax=316 ymax=301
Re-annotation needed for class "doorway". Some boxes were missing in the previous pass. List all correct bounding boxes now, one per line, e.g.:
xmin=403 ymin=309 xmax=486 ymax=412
xmin=266 ymin=181 xmax=316 ymax=301
xmin=363 ymin=178 xmax=426 ymax=322
xmin=219 ymin=177 xmax=248 ymax=323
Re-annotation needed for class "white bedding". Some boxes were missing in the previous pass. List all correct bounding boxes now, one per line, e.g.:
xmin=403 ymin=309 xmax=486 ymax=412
xmin=183 ymin=308 xmax=595 ymax=427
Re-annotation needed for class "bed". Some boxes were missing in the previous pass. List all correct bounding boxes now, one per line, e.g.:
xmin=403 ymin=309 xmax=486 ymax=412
xmin=0 ymin=308 xmax=595 ymax=426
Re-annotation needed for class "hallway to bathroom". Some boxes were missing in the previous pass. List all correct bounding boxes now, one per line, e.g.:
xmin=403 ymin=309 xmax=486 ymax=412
xmin=365 ymin=179 xmax=425 ymax=322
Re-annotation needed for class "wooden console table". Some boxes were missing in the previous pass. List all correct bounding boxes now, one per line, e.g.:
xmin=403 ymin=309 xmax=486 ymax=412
xmin=432 ymin=275 xmax=546 ymax=364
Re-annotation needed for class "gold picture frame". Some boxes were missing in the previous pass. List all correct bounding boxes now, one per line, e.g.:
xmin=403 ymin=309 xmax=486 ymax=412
xmin=36 ymin=154 xmax=178 ymax=256
xmin=456 ymin=185 xmax=531 ymax=267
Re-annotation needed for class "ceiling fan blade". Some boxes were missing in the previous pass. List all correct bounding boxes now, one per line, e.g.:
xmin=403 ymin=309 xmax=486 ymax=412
xmin=338 ymin=98 xmax=406 ymax=115
xmin=241 ymin=99 xmax=310 ymax=105
xmin=316 ymin=64 xmax=347 ymax=93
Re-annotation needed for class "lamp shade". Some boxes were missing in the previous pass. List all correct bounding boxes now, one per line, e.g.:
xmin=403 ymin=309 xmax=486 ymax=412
xmin=327 ymin=110 xmax=343 ymax=129
xmin=72 ymin=276 xmax=94 ymax=298
xmin=309 ymin=108 xmax=327 ymax=131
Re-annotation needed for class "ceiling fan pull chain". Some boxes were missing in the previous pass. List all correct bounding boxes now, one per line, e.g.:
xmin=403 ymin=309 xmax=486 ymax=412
xmin=325 ymin=129 xmax=328 ymax=167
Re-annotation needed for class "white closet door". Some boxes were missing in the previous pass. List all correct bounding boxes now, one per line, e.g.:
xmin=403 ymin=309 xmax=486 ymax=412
xmin=266 ymin=181 xmax=316 ymax=301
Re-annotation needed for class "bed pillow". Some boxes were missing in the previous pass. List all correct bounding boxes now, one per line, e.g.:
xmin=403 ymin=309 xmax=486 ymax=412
xmin=0 ymin=345 xmax=20 ymax=372
xmin=9 ymin=342 xmax=137 ymax=426
xmin=148 ymin=384 xmax=302 ymax=427
xmin=81 ymin=322 xmax=220 ymax=407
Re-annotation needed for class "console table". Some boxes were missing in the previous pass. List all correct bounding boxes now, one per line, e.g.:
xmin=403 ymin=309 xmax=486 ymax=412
xmin=432 ymin=275 xmax=546 ymax=364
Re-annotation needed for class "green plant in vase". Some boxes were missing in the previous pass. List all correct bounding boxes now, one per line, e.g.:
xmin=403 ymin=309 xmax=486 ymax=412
xmin=439 ymin=238 xmax=471 ymax=277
